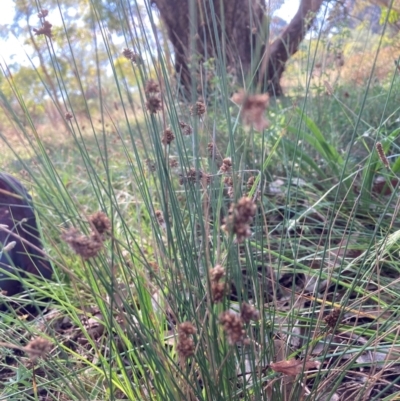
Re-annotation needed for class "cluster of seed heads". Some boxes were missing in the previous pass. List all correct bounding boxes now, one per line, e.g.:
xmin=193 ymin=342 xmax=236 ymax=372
xmin=177 ymin=322 xmax=197 ymax=359
xmin=223 ymin=197 xmax=256 ymax=242
xmin=209 ymin=265 xmax=227 ymax=303
xmin=62 ymin=212 xmax=111 ymax=260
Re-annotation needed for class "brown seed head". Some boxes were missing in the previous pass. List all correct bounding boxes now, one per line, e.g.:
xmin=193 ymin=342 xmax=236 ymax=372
xmin=224 ymin=176 xmax=233 ymax=187
xmin=223 ymin=197 xmax=256 ymax=242
xmin=220 ymin=157 xmax=232 ymax=174
xmin=144 ymin=79 xmax=162 ymax=113
xmin=247 ymin=176 xmax=255 ymax=190
xmin=62 ymin=228 xmax=103 ymax=260
xmin=179 ymin=121 xmax=193 ymax=136
xmin=37 ymin=9 xmax=49 ymax=18
xmin=179 ymin=168 xmax=204 ymax=185
xmin=25 ymin=337 xmax=52 ymax=362
xmin=179 ymin=321 xmax=197 ymax=336
xmin=122 ymin=48 xmax=142 ymax=64
xmin=209 ymin=265 xmax=227 ymax=303
xmin=169 ymin=159 xmax=179 ymax=168
xmin=211 ymin=281 xmax=227 ymax=303
xmin=324 ymin=308 xmax=342 ymax=329
xmin=161 ymin=128 xmax=175 ymax=145
xmin=219 ymin=311 xmax=246 ymax=345
xmin=190 ymin=101 xmax=206 ymax=117
xmin=177 ymin=322 xmax=196 ymax=359
xmin=376 ymin=142 xmax=390 ymax=168
xmin=146 ymin=96 xmax=162 ymax=114
xmin=155 ymin=210 xmax=165 ymax=227
xmin=33 ymin=20 xmax=53 ymax=38
xmin=240 ymin=302 xmax=260 ymax=323
xmin=122 ymin=48 xmax=134 ymax=59
xmin=187 ymin=168 xmax=202 ymax=183
xmin=65 ymin=112 xmax=73 ymax=121
xmin=209 ymin=265 xmax=225 ymax=282
xmin=207 ymin=142 xmax=215 ymax=158
xmin=203 ymin=173 xmax=212 ymax=185
xmin=145 ymin=79 xmax=160 ymax=95
xmin=89 ymin=211 xmax=111 ymax=236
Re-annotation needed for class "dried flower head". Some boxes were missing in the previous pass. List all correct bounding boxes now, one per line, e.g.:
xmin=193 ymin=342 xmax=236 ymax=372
xmin=161 ymin=128 xmax=175 ymax=145
xmin=37 ymin=9 xmax=49 ymax=18
xmin=179 ymin=121 xmax=193 ymax=136
xmin=186 ymin=168 xmax=203 ymax=182
xmin=209 ymin=265 xmax=225 ymax=282
xmin=177 ymin=322 xmax=196 ymax=359
xmin=224 ymin=176 xmax=233 ymax=187
xmin=211 ymin=281 xmax=227 ymax=303
xmin=179 ymin=168 xmax=198 ymax=184
xmin=89 ymin=211 xmax=111 ymax=237
xmin=219 ymin=311 xmax=247 ymax=345
xmin=204 ymin=173 xmax=212 ymax=185
xmin=190 ymin=101 xmax=206 ymax=117
xmin=62 ymin=228 xmax=103 ymax=260
xmin=220 ymin=157 xmax=232 ymax=174
xmin=33 ymin=20 xmax=53 ymax=38
xmin=240 ymin=302 xmax=260 ymax=323
xmin=231 ymin=90 xmax=269 ymax=131
xmin=145 ymin=79 xmax=160 ymax=95
xmin=247 ymin=176 xmax=255 ymax=190
xmin=122 ymin=48 xmax=133 ymax=59
xmin=169 ymin=159 xmax=179 ymax=168
xmin=155 ymin=210 xmax=166 ymax=229
xmin=25 ymin=337 xmax=52 ymax=362
xmin=65 ymin=112 xmax=73 ymax=121
xmin=207 ymin=142 xmax=215 ymax=158
xmin=144 ymin=79 xmax=162 ymax=114
xmin=179 ymin=168 xmax=210 ymax=185
xmin=146 ymin=96 xmax=162 ymax=114
xmin=122 ymin=48 xmax=142 ymax=64
xmin=223 ymin=197 xmax=256 ymax=242
xmin=324 ymin=308 xmax=342 ymax=329
xmin=209 ymin=265 xmax=227 ymax=303
xmin=376 ymin=142 xmax=390 ymax=168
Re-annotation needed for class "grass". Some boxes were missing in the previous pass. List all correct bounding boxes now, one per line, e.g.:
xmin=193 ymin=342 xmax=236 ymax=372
xmin=1 ymin=1 xmax=400 ymax=400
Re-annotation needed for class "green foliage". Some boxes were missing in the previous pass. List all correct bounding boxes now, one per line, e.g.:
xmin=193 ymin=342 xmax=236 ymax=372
xmin=380 ymin=7 xmax=400 ymax=25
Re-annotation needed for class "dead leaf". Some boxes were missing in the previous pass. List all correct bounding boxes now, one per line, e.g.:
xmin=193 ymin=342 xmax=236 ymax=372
xmin=271 ymin=358 xmax=320 ymax=376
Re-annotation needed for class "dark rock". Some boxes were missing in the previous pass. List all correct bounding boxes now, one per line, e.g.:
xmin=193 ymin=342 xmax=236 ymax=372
xmin=0 ymin=173 xmax=52 ymax=304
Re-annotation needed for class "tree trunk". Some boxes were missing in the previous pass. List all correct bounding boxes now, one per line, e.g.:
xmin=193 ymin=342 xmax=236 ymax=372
xmin=152 ymin=0 xmax=324 ymax=97
xmin=261 ymin=0 xmax=324 ymax=95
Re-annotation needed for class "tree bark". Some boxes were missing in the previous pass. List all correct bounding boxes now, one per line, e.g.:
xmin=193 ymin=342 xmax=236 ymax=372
xmin=262 ymin=0 xmax=324 ymax=95
xmin=152 ymin=0 xmax=324 ymax=97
